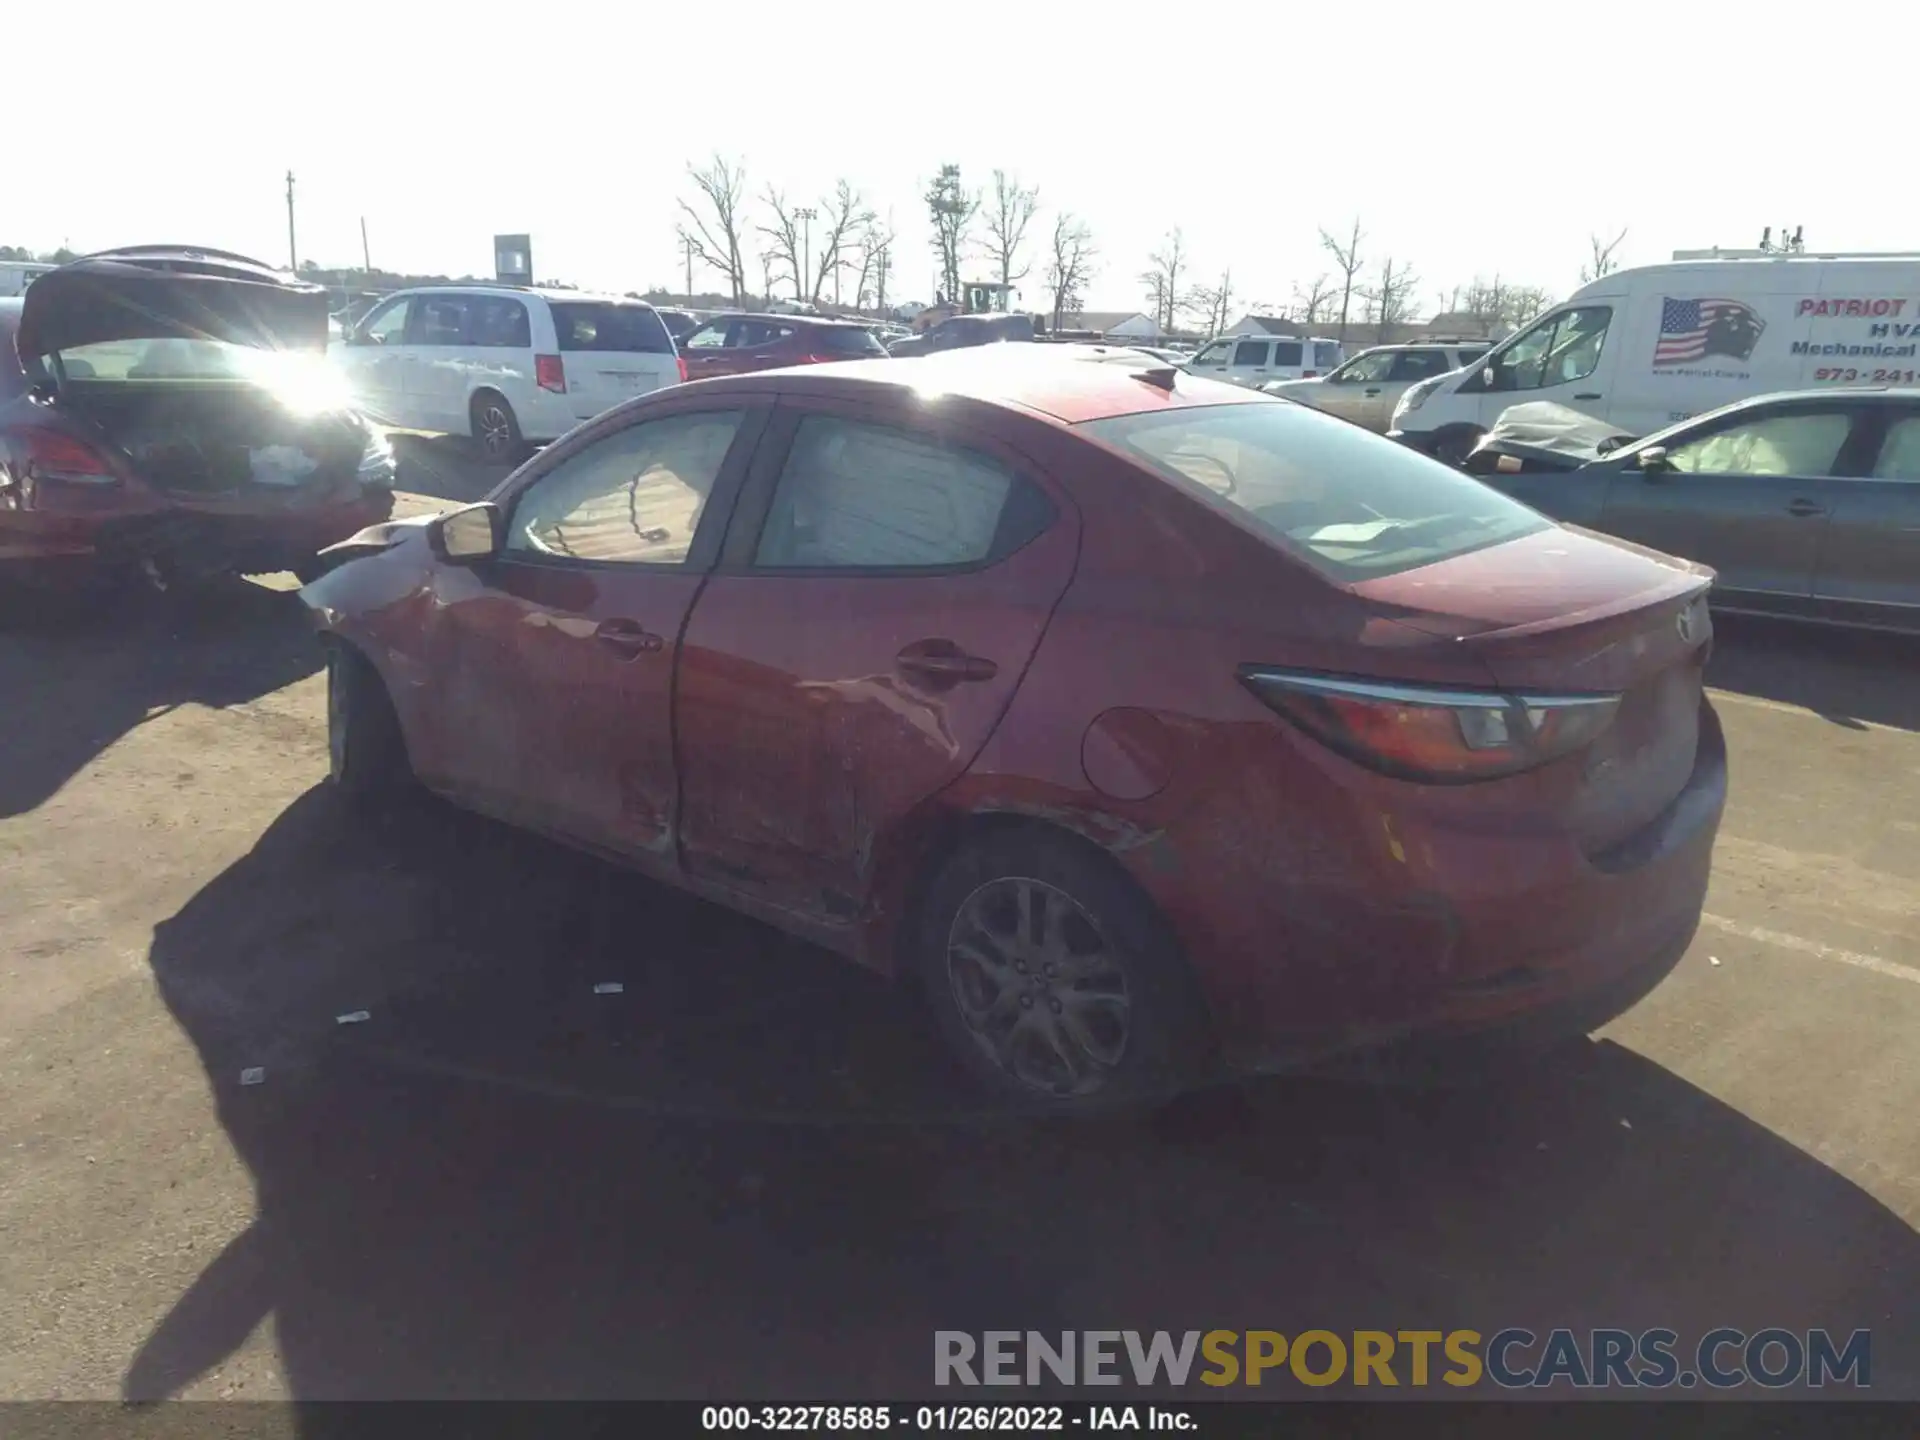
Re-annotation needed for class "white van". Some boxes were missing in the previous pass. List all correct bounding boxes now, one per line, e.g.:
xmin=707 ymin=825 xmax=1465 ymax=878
xmin=1185 ymin=334 xmax=1344 ymax=387
xmin=1390 ymin=249 xmax=1920 ymax=463
xmin=332 ymin=286 xmax=683 ymax=461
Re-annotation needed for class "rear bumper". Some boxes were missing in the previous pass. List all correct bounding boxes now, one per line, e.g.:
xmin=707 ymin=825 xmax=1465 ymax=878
xmin=0 ymin=488 xmax=395 ymax=580
xmin=1127 ymin=700 xmax=1728 ymax=1076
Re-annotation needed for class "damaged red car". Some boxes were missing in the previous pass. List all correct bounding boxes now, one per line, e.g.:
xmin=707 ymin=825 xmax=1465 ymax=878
xmin=303 ymin=349 xmax=1726 ymax=1110
xmin=0 ymin=247 xmax=394 ymax=590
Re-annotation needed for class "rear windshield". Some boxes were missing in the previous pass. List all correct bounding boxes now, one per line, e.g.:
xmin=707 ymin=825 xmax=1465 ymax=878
xmin=1080 ymin=401 xmax=1549 ymax=581
xmin=549 ymin=302 xmax=674 ymax=354
xmin=810 ymin=326 xmax=888 ymax=357
xmin=1313 ymin=341 xmax=1341 ymax=368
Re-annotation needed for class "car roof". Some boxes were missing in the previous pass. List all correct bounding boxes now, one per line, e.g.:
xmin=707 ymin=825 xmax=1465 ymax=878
xmin=392 ymin=284 xmax=655 ymax=307
xmin=687 ymin=347 xmax=1272 ymax=424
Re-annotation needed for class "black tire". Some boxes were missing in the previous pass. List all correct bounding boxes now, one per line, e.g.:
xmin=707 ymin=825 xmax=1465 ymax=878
xmin=909 ymin=827 xmax=1213 ymax=1111
xmin=1432 ymin=428 xmax=1483 ymax=467
xmin=470 ymin=390 xmax=525 ymax=464
xmin=326 ymin=642 xmax=412 ymax=803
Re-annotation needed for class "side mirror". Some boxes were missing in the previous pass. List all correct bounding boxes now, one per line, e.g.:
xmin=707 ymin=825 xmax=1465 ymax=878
xmin=1636 ymin=445 xmax=1670 ymax=473
xmin=430 ymin=502 xmax=503 ymax=563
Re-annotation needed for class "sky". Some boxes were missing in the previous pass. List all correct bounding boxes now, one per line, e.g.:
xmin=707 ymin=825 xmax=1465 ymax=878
xmin=9 ymin=1 xmax=1917 ymax=319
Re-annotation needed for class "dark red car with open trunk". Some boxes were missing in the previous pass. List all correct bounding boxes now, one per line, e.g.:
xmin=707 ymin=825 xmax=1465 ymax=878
xmin=304 ymin=347 xmax=1726 ymax=1109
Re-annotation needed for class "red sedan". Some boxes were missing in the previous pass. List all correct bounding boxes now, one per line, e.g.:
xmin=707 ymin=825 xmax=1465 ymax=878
xmin=677 ymin=313 xmax=887 ymax=381
xmin=303 ymin=349 xmax=1726 ymax=1109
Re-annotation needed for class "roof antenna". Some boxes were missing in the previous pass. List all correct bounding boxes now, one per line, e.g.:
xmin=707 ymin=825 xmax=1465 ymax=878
xmin=1132 ymin=365 xmax=1178 ymax=391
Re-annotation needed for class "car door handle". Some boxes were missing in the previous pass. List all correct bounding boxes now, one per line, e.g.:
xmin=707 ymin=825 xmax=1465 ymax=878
xmin=1573 ymin=392 xmax=1602 ymax=400
xmin=896 ymin=642 xmax=998 ymax=685
xmin=1363 ymin=387 xmax=1382 ymax=396
xmin=594 ymin=618 xmax=664 ymax=657
xmin=1786 ymin=499 xmax=1827 ymax=518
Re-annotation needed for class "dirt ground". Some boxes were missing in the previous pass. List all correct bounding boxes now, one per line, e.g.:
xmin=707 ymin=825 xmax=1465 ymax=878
xmin=1 ymin=438 xmax=1915 ymax=1404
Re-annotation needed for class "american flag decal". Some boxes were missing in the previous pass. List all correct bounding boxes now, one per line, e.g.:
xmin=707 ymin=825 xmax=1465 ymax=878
xmin=1654 ymin=297 xmax=1765 ymax=366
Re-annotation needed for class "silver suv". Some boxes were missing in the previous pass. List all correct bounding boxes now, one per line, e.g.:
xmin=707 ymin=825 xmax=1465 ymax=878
xmin=1264 ymin=342 xmax=1490 ymax=432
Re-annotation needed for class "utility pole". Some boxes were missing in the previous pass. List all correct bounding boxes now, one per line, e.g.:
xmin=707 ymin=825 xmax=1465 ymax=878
xmin=285 ymin=171 xmax=298 ymax=272
xmin=360 ymin=216 xmax=371 ymax=274
xmin=796 ymin=206 xmax=817 ymax=303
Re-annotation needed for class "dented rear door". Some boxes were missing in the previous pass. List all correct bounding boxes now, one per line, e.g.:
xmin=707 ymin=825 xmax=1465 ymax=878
xmin=674 ymin=397 xmax=1080 ymax=926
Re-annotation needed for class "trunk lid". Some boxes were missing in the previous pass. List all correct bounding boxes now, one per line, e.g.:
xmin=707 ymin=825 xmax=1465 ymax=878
xmin=15 ymin=246 xmax=329 ymax=359
xmin=1358 ymin=524 xmax=1715 ymax=856
xmin=546 ymin=300 xmax=681 ymax=420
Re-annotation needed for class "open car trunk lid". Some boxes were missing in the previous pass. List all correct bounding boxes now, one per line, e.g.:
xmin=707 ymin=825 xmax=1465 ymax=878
xmin=1358 ymin=524 xmax=1716 ymax=857
xmin=14 ymin=246 xmax=329 ymax=359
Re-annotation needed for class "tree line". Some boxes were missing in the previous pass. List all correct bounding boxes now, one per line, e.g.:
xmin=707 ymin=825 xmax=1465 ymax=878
xmin=675 ymin=156 xmax=1632 ymax=341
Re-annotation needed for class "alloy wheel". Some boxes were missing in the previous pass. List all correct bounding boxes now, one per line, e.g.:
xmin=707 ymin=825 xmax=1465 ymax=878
xmin=478 ymin=404 xmax=514 ymax=460
xmin=945 ymin=877 xmax=1131 ymax=1097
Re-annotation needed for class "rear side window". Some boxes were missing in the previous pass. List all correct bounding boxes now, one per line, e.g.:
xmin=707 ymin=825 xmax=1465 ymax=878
xmin=470 ymin=296 xmax=532 ymax=348
xmin=1232 ymin=341 xmax=1268 ymax=367
xmin=1389 ymin=349 xmax=1453 ymax=381
xmin=1313 ymin=341 xmax=1341 ymax=369
xmin=1272 ymin=341 xmax=1304 ymax=367
xmin=1873 ymin=414 xmax=1920 ymax=480
xmin=809 ymin=326 xmax=887 ymax=357
xmin=548 ymin=302 xmax=675 ymax=354
xmin=755 ymin=416 xmax=1053 ymax=570
xmin=413 ymin=295 xmax=471 ymax=345
xmin=1080 ymin=401 xmax=1548 ymax=582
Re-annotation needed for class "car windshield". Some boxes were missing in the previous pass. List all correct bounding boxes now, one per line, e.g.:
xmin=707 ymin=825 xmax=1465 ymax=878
xmin=1080 ymin=400 xmax=1549 ymax=581
xmin=548 ymin=302 xmax=675 ymax=354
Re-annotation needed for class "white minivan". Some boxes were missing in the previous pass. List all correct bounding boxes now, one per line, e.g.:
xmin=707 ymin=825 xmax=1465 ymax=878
xmin=332 ymin=286 xmax=684 ymax=461
xmin=1390 ymin=249 xmax=1920 ymax=463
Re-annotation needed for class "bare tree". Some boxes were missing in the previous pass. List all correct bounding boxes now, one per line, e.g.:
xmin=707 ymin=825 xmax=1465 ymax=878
xmin=757 ymin=187 xmax=806 ymax=301
xmin=1319 ymin=218 xmax=1365 ymax=340
xmin=855 ymin=215 xmax=895 ymax=314
xmin=1581 ymin=227 xmax=1628 ymax=284
xmin=1506 ymin=286 xmax=1550 ymax=326
xmin=806 ymin=180 xmax=873 ymax=306
xmin=1362 ymin=257 xmax=1421 ymax=341
xmin=1045 ymin=213 xmax=1097 ymax=330
xmin=675 ymin=154 xmax=750 ymax=307
xmin=758 ymin=250 xmax=778 ymax=309
xmin=1291 ymin=273 xmax=1339 ymax=325
xmin=1186 ymin=268 xmax=1235 ymax=338
xmin=1139 ymin=228 xmax=1188 ymax=332
xmin=925 ymin=164 xmax=977 ymax=304
xmin=1458 ymin=276 xmax=1551 ymax=334
xmin=982 ymin=170 xmax=1040 ymax=293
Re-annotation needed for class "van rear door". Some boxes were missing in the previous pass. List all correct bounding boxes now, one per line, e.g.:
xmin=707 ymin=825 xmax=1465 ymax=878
xmin=549 ymin=301 xmax=681 ymax=421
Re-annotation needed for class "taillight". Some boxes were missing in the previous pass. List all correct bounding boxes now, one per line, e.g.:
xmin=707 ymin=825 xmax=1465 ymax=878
xmin=1302 ymin=370 xmax=1319 ymax=378
xmin=676 ymin=355 xmax=688 ymax=383
xmin=535 ymin=354 xmax=567 ymax=393
xmin=22 ymin=428 xmax=118 ymax=485
xmin=1240 ymin=669 xmax=1620 ymax=784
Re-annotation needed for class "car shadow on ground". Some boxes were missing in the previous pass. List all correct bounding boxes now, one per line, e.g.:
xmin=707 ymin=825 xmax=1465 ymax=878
xmin=129 ymin=787 xmax=1920 ymax=1403
xmin=1706 ymin=616 xmax=1920 ymax=733
xmin=0 ymin=577 xmax=319 ymax=818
